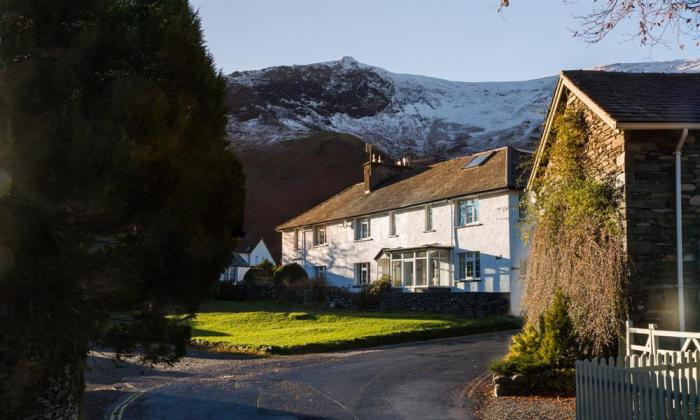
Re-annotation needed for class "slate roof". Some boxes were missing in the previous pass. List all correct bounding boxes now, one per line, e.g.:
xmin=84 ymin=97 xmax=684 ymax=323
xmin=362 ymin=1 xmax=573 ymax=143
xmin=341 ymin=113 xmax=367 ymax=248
xmin=277 ymin=146 xmax=531 ymax=230
xmin=562 ymin=71 xmax=700 ymax=125
xmin=228 ymin=253 xmax=249 ymax=267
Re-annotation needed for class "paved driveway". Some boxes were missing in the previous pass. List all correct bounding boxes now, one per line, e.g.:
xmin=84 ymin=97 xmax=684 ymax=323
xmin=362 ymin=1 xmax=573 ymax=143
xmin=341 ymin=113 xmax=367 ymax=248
xmin=84 ymin=331 xmax=512 ymax=420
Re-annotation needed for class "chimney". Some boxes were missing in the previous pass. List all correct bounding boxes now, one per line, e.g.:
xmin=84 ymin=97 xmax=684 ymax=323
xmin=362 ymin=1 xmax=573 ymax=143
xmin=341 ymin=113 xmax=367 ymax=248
xmin=363 ymin=154 xmax=410 ymax=193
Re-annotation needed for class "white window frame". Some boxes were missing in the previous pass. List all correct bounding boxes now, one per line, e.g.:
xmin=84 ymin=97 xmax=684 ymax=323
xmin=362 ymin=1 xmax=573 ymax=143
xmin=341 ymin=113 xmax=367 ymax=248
xmin=457 ymin=251 xmax=481 ymax=280
xmin=355 ymin=262 xmax=370 ymax=285
xmin=389 ymin=211 xmax=397 ymax=236
xmin=315 ymin=265 xmax=326 ymax=280
xmin=355 ymin=217 xmax=371 ymax=240
xmin=424 ymin=205 xmax=433 ymax=231
xmin=313 ymin=225 xmax=326 ymax=246
xmin=456 ymin=199 xmax=479 ymax=226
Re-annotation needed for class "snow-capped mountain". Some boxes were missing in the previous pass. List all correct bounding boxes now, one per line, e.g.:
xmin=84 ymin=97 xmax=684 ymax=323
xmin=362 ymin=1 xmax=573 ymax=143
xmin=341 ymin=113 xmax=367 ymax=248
xmin=225 ymin=57 xmax=700 ymax=157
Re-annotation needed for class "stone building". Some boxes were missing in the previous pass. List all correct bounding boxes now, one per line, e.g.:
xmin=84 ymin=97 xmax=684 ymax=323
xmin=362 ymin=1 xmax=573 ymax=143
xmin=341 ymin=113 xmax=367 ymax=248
xmin=530 ymin=71 xmax=700 ymax=330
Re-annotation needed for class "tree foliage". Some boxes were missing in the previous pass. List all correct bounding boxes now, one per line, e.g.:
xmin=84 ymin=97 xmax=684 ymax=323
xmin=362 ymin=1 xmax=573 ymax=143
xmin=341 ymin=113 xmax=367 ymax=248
xmin=0 ymin=0 xmax=243 ymax=412
xmin=500 ymin=0 xmax=699 ymax=48
xmin=522 ymin=107 xmax=628 ymax=357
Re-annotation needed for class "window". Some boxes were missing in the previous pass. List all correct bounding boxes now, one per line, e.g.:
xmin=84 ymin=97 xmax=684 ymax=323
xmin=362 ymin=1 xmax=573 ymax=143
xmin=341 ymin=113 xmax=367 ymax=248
xmin=457 ymin=199 xmax=479 ymax=226
xmin=313 ymin=226 xmax=326 ymax=245
xmin=377 ymin=257 xmax=390 ymax=280
xmin=425 ymin=205 xmax=433 ymax=231
xmin=355 ymin=262 xmax=370 ymax=285
xmin=415 ymin=251 xmax=427 ymax=286
xmin=389 ymin=211 xmax=397 ymax=236
xmin=429 ymin=250 xmax=450 ymax=287
xmin=293 ymin=229 xmax=299 ymax=250
xmin=315 ymin=266 xmax=326 ymax=280
xmin=355 ymin=217 xmax=370 ymax=240
xmin=458 ymin=251 xmax=481 ymax=280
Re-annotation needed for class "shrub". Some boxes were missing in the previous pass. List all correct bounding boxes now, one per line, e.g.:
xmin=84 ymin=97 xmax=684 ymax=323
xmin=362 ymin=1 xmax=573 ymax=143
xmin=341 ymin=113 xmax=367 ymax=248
xmin=369 ymin=276 xmax=392 ymax=296
xmin=242 ymin=268 xmax=257 ymax=284
xmin=256 ymin=259 xmax=275 ymax=276
xmin=273 ymin=263 xmax=308 ymax=285
xmin=216 ymin=281 xmax=246 ymax=301
xmin=310 ymin=277 xmax=329 ymax=305
xmin=490 ymin=290 xmax=578 ymax=394
xmin=538 ymin=291 xmax=577 ymax=366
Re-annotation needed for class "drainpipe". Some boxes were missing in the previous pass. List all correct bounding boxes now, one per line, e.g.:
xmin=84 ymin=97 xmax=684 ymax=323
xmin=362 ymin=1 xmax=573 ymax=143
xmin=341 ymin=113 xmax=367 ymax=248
xmin=675 ymin=128 xmax=689 ymax=332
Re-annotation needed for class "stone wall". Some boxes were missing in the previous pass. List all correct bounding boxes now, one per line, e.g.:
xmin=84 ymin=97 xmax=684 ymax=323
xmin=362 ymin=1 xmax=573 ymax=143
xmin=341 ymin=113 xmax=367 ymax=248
xmin=379 ymin=291 xmax=510 ymax=317
xmin=564 ymin=96 xmax=700 ymax=330
xmin=0 ymin=335 xmax=81 ymax=419
xmin=625 ymin=129 xmax=700 ymax=330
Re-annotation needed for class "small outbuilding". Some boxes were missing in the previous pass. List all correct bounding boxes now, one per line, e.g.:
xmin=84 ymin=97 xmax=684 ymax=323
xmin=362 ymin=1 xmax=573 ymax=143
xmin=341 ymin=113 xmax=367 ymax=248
xmin=530 ymin=70 xmax=700 ymax=330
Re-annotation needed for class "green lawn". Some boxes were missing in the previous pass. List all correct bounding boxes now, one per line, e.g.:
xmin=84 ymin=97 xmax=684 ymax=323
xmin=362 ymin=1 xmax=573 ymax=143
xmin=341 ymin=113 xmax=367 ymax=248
xmin=189 ymin=300 xmax=521 ymax=355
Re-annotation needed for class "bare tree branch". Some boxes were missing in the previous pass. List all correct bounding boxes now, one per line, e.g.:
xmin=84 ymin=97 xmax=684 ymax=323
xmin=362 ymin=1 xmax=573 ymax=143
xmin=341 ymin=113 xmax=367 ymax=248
xmin=501 ymin=0 xmax=700 ymax=48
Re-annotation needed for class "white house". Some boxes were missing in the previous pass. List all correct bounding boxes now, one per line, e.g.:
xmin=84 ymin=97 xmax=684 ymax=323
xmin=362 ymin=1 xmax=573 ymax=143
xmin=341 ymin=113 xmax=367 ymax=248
xmin=277 ymin=146 xmax=530 ymax=314
xmin=219 ymin=238 xmax=275 ymax=282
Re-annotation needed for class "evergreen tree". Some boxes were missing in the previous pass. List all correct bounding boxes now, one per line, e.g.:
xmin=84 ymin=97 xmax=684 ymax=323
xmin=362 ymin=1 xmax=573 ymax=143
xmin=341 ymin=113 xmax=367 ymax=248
xmin=0 ymin=0 xmax=244 ymax=415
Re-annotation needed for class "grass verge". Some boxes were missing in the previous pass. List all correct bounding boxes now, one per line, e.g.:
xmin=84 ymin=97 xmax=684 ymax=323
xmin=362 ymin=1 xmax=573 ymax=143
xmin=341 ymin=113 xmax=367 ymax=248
xmin=189 ymin=300 xmax=521 ymax=355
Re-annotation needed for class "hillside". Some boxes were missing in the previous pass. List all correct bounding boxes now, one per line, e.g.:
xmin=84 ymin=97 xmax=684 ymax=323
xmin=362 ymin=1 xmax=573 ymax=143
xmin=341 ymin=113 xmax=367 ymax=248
xmin=235 ymin=132 xmax=369 ymax=259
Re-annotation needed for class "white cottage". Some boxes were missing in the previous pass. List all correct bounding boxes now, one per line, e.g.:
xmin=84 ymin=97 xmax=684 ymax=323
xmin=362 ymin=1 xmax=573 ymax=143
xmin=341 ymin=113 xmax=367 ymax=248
xmin=276 ymin=146 xmax=530 ymax=314
xmin=219 ymin=238 xmax=275 ymax=282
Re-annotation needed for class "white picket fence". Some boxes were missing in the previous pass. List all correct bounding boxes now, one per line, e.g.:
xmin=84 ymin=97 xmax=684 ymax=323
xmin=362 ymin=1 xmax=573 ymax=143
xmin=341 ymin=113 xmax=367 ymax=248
xmin=576 ymin=322 xmax=700 ymax=420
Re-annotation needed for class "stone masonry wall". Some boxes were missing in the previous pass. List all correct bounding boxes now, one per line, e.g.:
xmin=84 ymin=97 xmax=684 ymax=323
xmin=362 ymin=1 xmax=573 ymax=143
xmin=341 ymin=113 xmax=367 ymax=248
xmin=625 ymin=129 xmax=700 ymax=330
xmin=0 ymin=335 xmax=81 ymax=419
xmin=379 ymin=291 xmax=510 ymax=317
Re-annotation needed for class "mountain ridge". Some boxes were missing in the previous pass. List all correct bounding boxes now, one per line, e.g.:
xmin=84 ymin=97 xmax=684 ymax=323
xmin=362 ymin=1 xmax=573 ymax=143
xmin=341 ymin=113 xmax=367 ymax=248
xmin=225 ymin=57 xmax=700 ymax=158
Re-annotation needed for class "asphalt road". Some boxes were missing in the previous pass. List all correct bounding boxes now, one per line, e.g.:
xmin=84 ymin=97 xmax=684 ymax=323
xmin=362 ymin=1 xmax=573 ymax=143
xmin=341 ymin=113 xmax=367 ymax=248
xmin=84 ymin=331 xmax=513 ymax=420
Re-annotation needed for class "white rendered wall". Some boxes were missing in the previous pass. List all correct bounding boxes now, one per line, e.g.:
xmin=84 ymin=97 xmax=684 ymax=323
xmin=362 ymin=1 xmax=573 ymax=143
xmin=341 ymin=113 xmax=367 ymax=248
xmin=280 ymin=190 xmax=528 ymax=315
xmin=249 ymin=240 xmax=275 ymax=266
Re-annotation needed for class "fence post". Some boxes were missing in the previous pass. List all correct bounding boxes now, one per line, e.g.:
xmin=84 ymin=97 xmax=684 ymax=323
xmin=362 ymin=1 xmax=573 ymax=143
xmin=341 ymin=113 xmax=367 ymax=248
xmin=626 ymin=319 xmax=633 ymax=357
xmin=649 ymin=323 xmax=658 ymax=361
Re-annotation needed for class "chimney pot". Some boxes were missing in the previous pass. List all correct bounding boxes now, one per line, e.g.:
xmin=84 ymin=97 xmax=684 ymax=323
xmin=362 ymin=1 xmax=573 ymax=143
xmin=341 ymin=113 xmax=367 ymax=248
xmin=364 ymin=157 xmax=410 ymax=193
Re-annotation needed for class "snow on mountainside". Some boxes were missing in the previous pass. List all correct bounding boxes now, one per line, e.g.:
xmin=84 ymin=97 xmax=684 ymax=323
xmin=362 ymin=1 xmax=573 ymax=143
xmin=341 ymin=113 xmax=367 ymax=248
xmin=225 ymin=57 xmax=700 ymax=158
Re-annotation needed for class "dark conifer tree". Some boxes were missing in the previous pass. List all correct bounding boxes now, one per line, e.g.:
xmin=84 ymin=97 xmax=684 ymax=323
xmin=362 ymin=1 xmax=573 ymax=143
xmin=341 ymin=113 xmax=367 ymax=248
xmin=0 ymin=1 xmax=244 ymax=415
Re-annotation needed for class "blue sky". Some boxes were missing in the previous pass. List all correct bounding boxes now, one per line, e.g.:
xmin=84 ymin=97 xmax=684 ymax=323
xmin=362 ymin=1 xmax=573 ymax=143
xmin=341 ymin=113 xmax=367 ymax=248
xmin=189 ymin=0 xmax=698 ymax=82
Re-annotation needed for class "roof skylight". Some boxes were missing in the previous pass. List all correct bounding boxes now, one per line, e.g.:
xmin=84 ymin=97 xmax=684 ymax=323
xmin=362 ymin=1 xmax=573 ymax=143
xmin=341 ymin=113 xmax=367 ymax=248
xmin=463 ymin=152 xmax=493 ymax=169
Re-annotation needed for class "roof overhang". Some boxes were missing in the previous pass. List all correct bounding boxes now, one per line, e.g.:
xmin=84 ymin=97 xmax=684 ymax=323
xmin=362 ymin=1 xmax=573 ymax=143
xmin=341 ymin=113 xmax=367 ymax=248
xmin=373 ymin=244 xmax=452 ymax=260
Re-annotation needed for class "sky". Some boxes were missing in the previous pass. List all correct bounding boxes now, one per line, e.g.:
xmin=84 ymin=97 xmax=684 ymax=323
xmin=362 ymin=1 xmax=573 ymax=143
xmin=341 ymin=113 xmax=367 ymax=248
xmin=189 ymin=0 xmax=699 ymax=82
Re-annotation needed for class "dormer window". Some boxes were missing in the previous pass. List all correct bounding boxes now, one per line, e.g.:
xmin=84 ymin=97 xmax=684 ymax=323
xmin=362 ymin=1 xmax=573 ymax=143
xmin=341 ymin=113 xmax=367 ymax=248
xmin=355 ymin=217 xmax=371 ymax=240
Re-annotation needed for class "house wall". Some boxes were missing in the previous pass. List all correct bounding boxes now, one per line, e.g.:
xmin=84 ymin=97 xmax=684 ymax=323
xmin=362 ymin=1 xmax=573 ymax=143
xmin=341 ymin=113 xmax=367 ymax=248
xmin=250 ymin=240 xmax=275 ymax=266
xmin=625 ymin=129 xmax=700 ymax=331
xmin=281 ymin=190 xmax=526 ymax=314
